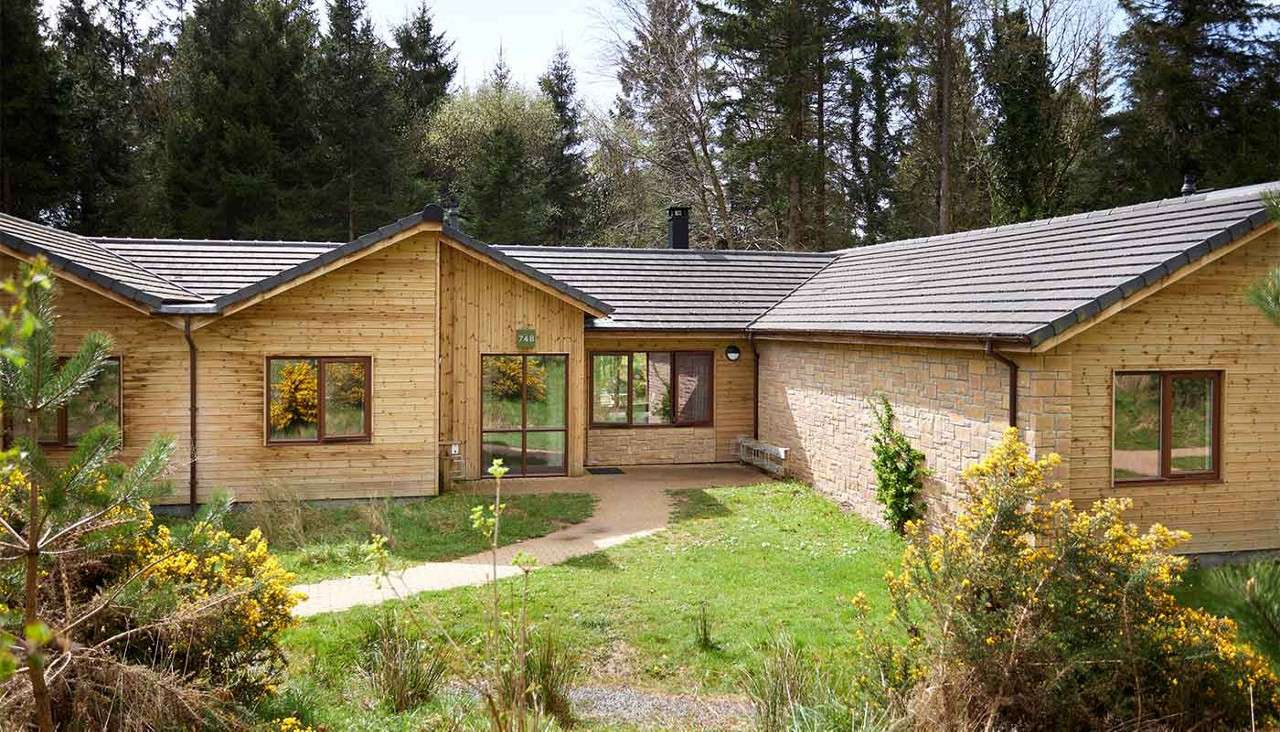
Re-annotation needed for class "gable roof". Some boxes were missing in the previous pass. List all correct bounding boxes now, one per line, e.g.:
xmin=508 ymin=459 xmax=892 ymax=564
xmin=496 ymin=246 xmax=834 ymax=330
xmin=0 ymin=207 xmax=611 ymax=318
xmin=0 ymin=212 xmax=207 ymax=307
xmin=750 ymin=182 xmax=1279 ymax=346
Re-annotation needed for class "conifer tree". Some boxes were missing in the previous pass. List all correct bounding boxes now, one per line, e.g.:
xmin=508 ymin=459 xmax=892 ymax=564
xmin=315 ymin=0 xmax=402 ymax=239
xmin=1 ymin=0 xmax=66 ymax=221
xmin=538 ymin=47 xmax=590 ymax=244
xmin=55 ymin=0 xmax=146 ymax=233
xmin=1110 ymin=0 xmax=1280 ymax=201
xmin=161 ymin=0 xmax=322 ymax=238
xmin=392 ymin=0 xmax=456 ymax=124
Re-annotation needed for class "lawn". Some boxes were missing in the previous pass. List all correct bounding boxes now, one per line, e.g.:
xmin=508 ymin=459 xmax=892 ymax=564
xmin=162 ymin=491 xmax=597 ymax=584
xmin=273 ymin=482 xmax=903 ymax=729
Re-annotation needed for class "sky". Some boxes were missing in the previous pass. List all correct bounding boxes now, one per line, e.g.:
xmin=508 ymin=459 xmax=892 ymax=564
xmin=39 ymin=0 xmax=624 ymax=112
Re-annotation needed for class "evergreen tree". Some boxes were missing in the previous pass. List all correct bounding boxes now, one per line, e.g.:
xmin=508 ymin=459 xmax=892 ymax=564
xmin=1111 ymin=0 xmax=1280 ymax=201
xmin=844 ymin=0 xmax=903 ymax=243
xmin=977 ymin=5 xmax=1058 ymax=223
xmin=538 ymin=47 xmax=589 ymax=244
xmin=160 ymin=0 xmax=322 ymax=239
xmin=1 ymin=0 xmax=66 ymax=221
xmin=315 ymin=0 xmax=403 ymax=239
xmin=700 ymin=0 xmax=852 ymax=249
xmin=392 ymin=0 xmax=456 ymax=123
xmin=896 ymin=0 xmax=989 ymax=235
xmin=426 ymin=55 xmax=558 ymax=243
xmin=55 ymin=0 xmax=145 ymax=233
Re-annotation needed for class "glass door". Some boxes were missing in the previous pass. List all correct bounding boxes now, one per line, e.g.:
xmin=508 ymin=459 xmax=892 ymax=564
xmin=481 ymin=354 xmax=568 ymax=476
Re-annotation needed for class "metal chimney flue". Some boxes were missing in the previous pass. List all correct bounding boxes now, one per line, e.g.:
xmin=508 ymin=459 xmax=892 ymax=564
xmin=1181 ymin=175 xmax=1197 ymax=197
xmin=667 ymin=206 xmax=690 ymax=249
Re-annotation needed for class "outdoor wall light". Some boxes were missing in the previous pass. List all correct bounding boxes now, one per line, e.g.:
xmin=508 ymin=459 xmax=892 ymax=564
xmin=725 ymin=345 xmax=742 ymax=362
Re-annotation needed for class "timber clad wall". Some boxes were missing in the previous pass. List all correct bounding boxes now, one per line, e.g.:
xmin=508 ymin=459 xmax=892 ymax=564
xmin=438 ymin=242 xmax=587 ymax=479
xmin=193 ymin=233 xmax=438 ymax=502
xmin=584 ymin=336 xmax=754 ymax=466
xmin=1049 ymin=227 xmax=1280 ymax=554
xmin=1 ymin=259 xmax=193 ymax=492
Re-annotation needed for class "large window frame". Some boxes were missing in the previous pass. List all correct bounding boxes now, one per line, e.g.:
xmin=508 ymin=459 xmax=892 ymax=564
xmin=480 ymin=353 xmax=570 ymax=477
xmin=264 ymin=356 xmax=373 ymax=445
xmin=589 ymin=351 xmax=714 ymax=428
xmin=1112 ymin=369 xmax=1222 ymax=485
xmin=33 ymin=356 xmax=123 ymax=447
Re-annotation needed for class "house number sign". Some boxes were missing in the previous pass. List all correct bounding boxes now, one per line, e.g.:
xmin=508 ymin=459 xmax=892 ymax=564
xmin=516 ymin=328 xmax=537 ymax=350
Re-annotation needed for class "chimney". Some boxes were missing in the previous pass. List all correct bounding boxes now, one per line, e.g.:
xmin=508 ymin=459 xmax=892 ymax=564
xmin=667 ymin=206 xmax=690 ymax=249
xmin=1181 ymin=175 xmax=1197 ymax=197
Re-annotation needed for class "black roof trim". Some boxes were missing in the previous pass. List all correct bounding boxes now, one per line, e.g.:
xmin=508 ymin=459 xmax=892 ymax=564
xmin=0 ymin=231 xmax=171 ymax=311
xmin=153 ymin=209 xmax=435 ymax=314
xmin=442 ymin=224 xmax=614 ymax=315
xmin=1019 ymin=207 xmax=1274 ymax=346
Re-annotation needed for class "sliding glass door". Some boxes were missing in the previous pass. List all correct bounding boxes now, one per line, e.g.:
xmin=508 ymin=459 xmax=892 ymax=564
xmin=481 ymin=354 xmax=568 ymax=476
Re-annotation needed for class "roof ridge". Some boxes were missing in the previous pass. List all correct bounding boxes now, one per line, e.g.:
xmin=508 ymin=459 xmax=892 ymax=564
xmin=96 ymin=237 xmax=343 ymax=248
xmin=818 ymin=180 xmax=1279 ymax=257
xmin=495 ymin=244 xmax=837 ymax=257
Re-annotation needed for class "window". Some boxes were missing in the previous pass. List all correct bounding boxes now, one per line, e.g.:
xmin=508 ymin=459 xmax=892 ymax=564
xmin=267 ymin=356 xmax=370 ymax=443
xmin=1113 ymin=370 xmax=1221 ymax=483
xmin=29 ymin=357 xmax=122 ymax=446
xmin=481 ymin=354 xmax=568 ymax=476
xmin=590 ymin=352 xmax=712 ymax=427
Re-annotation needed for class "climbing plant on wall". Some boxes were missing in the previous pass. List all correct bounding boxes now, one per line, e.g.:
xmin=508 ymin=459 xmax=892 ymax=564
xmin=868 ymin=395 xmax=929 ymax=533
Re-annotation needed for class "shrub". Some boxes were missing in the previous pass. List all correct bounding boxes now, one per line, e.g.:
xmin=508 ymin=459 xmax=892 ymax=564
xmin=268 ymin=360 xmax=319 ymax=432
xmin=871 ymin=428 xmax=1280 ymax=730
xmin=1204 ymin=559 xmax=1280 ymax=670
xmin=125 ymin=517 xmax=304 ymax=698
xmin=360 ymin=610 xmax=450 ymax=712
xmin=867 ymin=396 xmax=928 ymax=533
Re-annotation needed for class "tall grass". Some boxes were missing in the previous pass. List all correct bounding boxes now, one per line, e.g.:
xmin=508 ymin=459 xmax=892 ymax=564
xmin=359 ymin=610 xmax=450 ymax=712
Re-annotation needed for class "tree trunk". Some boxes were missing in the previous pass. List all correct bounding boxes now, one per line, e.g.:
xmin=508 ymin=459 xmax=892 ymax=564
xmin=22 ymin=407 xmax=54 ymax=732
xmin=816 ymin=36 xmax=827 ymax=250
xmin=937 ymin=0 xmax=953 ymax=235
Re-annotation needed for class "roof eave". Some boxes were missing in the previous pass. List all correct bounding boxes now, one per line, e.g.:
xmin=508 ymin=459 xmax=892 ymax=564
xmin=0 ymin=232 xmax=179 ymax=312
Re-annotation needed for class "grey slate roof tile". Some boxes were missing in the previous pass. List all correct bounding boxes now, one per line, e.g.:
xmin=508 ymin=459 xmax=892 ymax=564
xmin=749 ymin=184 xmax=1278 ymax=345
xmin=0 ymin=213 xmax=205 ymax=305
xmin=495 ymin=246 xmax=835 ymax=330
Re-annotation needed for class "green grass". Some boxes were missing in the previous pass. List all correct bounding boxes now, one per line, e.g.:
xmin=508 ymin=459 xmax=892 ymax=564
xmin=163 ymin=491 xmax=597 ymax=584
xmin=275 ymin=482 xmax=902 ymax=728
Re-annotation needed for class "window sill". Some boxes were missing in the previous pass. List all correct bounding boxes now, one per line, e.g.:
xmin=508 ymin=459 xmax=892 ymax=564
xmin=266 ymin=437 xmax=372 ymax=446
xmin=589 ymin=423 xmax=713 ymax=430
xmin=1112 ymin=474 xmax=1221 ymax=488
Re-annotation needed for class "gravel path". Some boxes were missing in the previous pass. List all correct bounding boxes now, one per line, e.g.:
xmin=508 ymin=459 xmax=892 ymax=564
xmin=569 ymin=685 xmax=753 ymax=730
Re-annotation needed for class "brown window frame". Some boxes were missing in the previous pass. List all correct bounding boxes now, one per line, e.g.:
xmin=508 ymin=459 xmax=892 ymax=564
xmin=28 ymin=356 xmax=124 ymax=447
xmin=588 ymin=351 xmax=715 ymax=428
xmin=480 ymin=353 xmax=570 ymax=477
xmin=265 ymin=356 xmax=373 ymax=445
xmin=1112 ymin=369 xmax=1222 ymax=485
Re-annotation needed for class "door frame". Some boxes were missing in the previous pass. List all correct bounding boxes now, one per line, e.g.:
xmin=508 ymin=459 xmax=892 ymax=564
xmin=479 ymin=352 xmax=570 ymax=477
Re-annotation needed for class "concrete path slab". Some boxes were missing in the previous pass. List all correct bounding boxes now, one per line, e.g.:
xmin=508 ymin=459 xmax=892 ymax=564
xmin=292 ymin=464 xmax=765 ymax=616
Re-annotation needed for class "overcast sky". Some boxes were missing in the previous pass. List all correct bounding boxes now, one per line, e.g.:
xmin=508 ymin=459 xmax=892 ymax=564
xmin=38 ymin=0 xmax=625 ymax=112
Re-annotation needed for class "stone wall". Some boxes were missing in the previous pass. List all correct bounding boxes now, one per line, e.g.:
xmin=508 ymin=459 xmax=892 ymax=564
xmin=756 ymin=339 xmax=1069 ymax=526
xmin=586 ymin=426 xmax=717 ymax=465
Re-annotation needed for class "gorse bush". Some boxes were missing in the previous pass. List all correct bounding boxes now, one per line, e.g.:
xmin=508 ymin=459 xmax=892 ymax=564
xmin=867 ymin=396 xmax=928 ymax=533
xmin=864 ymin=428 xmax=1279 ymax=730
xmin=268 ymin=360 xmax=319 ymax=432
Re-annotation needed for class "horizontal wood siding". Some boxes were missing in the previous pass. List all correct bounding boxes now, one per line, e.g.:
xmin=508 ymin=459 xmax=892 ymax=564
xmin=584 ymin=336 xmax=754 ymax=465
xmin=192 ymin=232 xmax=438 ymax=502
xmin=438 ymin=242 xmax=586 ymax=479
xmin=0 ymin=258 xmax=193 ymax=498
xmin=1050 ymin=226 xmax=1280 ymax=553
